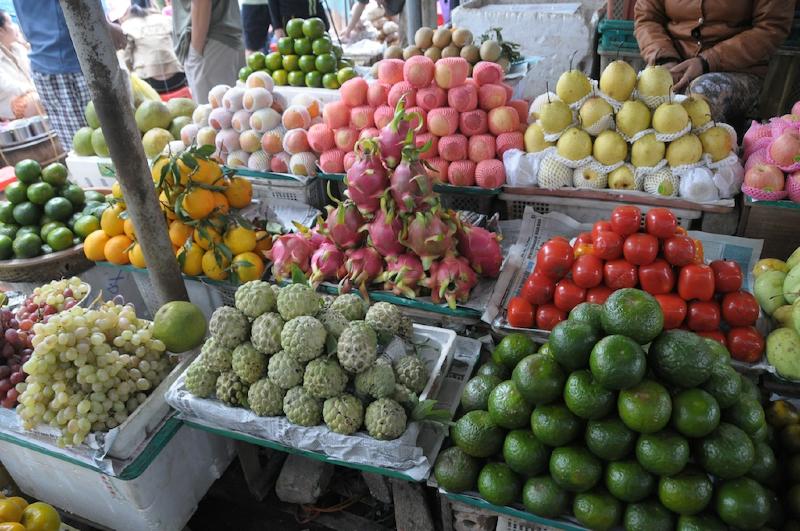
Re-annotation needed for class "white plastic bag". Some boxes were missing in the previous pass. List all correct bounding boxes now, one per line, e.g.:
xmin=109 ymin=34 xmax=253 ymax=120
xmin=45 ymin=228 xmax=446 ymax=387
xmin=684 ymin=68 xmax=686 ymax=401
xmin=504 ymin=148 xmax=546 ymax=187
xmin=678 ymin=166 xmax=720 ymax=203
xmin=712 ymin=159 xmax=745 ymax=199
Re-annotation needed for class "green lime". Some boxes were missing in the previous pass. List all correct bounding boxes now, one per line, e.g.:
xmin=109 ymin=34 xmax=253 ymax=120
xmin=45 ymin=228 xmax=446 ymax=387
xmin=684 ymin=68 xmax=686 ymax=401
xmin=73 ymin=215 xmax=100 ymax=239
xmin=537 ymin=342 xmax=553 ymax=358
xmin=272 ymin=69 xmax=289 ymax=86
xmin=715 ymin=477 xmax=770 ymax=529
xmin=492 ymin=333 xmax=536 ymax=369
xmin=287 ymin=71 xmax=305 ymax=87
xmin=739 ymin=374 xmax=761 ymax=402
xmin=305 ymin=71 xmax=323 ymax=88
xmin=450 ymin=410 xmax=504 ymax=458
xmin=589 ymin=335 xmax=646 ymax=390
xmin=17 ymin=225 xmax=39 ymax=238
xmin=265 ymin=52 xmax=283 ymax=70
xmin=332 ymin=44 xmax=343 ymax=59
xmin=549 ymin=320 xmax=600 ymax=370
xmin=0 ymin=235 xmax=12 ymax=259
xmin=41 ymin=162 xmax=68 ymax=187
xmin=40 ymin=221 xmax=65 ymax=240
xmin=61 ymin=184 xmax=86 ymax=208
xmin=322 ymin=73 xmax=340 ymax=89
xmin=294 ymin=38 xmax=312 ymax=56
xmin=549 ymin=445 xmax=602 ymax=493
xmin=302 ymin=17 xmax=325 ymax=39
xmin=601 ymin=288 xmax=663 ymax=343
xmin=285 ymin=18 xmax=305 ymax=39
xmin=487 ymin=380 xmax=532 ymax=429
xmin=298 ymin=54 xmax=316 ymax=73
xmin=701 ymin=363 xmax=742 ymax=409
xmin=315 ymin=53 xmax=337 ymax=74
xmin=476 ymin=360 xmax=509 ymax=380
xmin=703 ymin=337 xmax=731 ymax=364
xmin=84 ymin=100 xmax=99 ymax=128
xmin=636 ymin=429 xmax=690 ymax=476
xmin=460 ymin=374 xmax=501 ymax=413
xmin=748 ymin=441 xmax=777 ymax=485
xmin=12 ymin=232 xmax=41 ymax=258
xmin=618 ymin=379 xmax=672 ymax=433
xmin=282 ymin=54 xmax=299 ymax=72
xmin=312 ymin=36 xmax=332 ymax=55
xmin=238 ymin=66 xmax=253 ymax=82
xmin=649 ymin=329 xmax=713 ymax=387
xmin=723 ymin=397 xmax=766 ymax=435
xmin=658 ymin=466 xmax=713 ymax=515
xmin=0 ymin=224 xmax=18 ymax=239
xmin=573 ymin=488 xmax=621 ymax=531
xmin=531 ymin=403 xmax=582 ymax=446
xmin=43 ymin=197 xmax=73 ymax=221
xmin=0 ymin=202 xmax=13 ymax=225
xmin=5 ymin=181 xmax=27 ymax=205
xmin=585 ymin=416 xmax=636 ymax=460
xmin=604 ymin=459 xmax=654 ymax=502
xmin=564 ymin=370 xmax=615 ymax=420
xmin=433 ymin=447 xmax=481 ymax=493
xmin=247 ymin=51 xmax=265 ymax=70
xmin=671 ymin=388 xmax=720 ymax=438
xmin=502 ymin=429 xmax=548 ymax=476
xmin=522 ymin=476 xmax=569 ymax=518
xmin=512 ymin=354 xmax=564 ymax=405
xmin=12 ymin=202 xmax=40 ymax=226
xmin=84 ymin=190 xmax=106 ymax=204
xmin=477 ymin=462 xmax=520 ymax=506
xmin=46 ymin=226 xmax=74 ymax=251
xmin=675 ymin=514 xmax=727 ymax=531
xmin=277 ymin=37 xmax=294 ymax=55
xmin=750 ymin=419 xmax=770 ymax=443
xmin=569 ymin=302 xmax=603 ymax=330
xmin=337 ymin=66 xmax=356 ymax=84
xmin=26 ymin=182 xmax=54 ymax=205
xmin=696 ymin=423 xmax=755 ymax=479
xmin=624 ymin=500 xmax=674 ymax=531
xmin=14 ymin=159 xmax=41 ymax=184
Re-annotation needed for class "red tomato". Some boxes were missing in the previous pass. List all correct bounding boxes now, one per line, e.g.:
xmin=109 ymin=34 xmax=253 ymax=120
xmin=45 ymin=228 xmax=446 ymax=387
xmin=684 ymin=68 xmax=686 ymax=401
xmin=662 ymin=235 xmax=696 ymax=267
xmin=610 ymin=206 xmax=642 ymax=237
xmin=536 ymin=304 xmax=567 ymax=331
xmin=678 ymin=264 xmax=715 ymax=301
xmin=575 ymin=232 xmax=593 ymax=245
xmin=721 ymin=291 xmax=760 ymax=327
xmin=553 ymin=279 xmax=586 ymax=312
xmin=654 ymin=294 xmax=687 ymax=329
xmin=574 ymin=243 xmax=593 ymax=258
xmin=592 ymin=220 xmax=613 ymax=239
xmin=572 ymin=255 xmax=604 ymax=289
xmin=710 ymin=260 xmax=743 ymax=293
xmin=727 ymin=326 xmax=765 ymax=363
xmin=623 ymin=233 xmax=660 ymax=266
xmin=521 ymin=271 xmax=556 ymax=305
xmin=586 ymin=285 xmax=614 ymax=304
xmin=697 ymin=330 xmax=727 ymax=347
xmin=687 ymin=300 xmax=721 ymax=332
xmin=507 ymin=297 xmax=535 ymax=328
xmin=638 ymin=259 xmax=675 ymax=295
xmin=604 ymin=259 xmax=638 ymax=289
xmin=593 ymin=231 xmax=623 ymax=261
xmin=536 ymin=239 xmax=574 ymax=280
xmin=645 ymin=208 xmax=678 ymax=239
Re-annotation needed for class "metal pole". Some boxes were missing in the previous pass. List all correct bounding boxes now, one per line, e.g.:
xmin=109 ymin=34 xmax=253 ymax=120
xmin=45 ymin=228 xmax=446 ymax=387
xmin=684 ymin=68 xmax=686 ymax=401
xmin=59 ymin=0 xmax=189 ymax=305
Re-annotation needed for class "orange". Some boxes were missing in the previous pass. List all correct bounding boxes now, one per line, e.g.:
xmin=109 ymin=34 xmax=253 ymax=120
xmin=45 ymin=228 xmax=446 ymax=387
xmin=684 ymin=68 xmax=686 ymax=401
xmin=0 ymin=498 xmax=24 ymax=523
xmin=111 ymin=181 xmax=124 ymax=201
xmin=104 ymin=235 xmax=133 ymax=265
xmin=181 ymin=188 xmax=215 ymax=220
xmin=151 ymin=156 xmax=171 ymax=184
xmin=224 ymin=177 xmax=253 ymax=208
xmin=168 ymin=220 xmax=194 ymax=247
xmin=255 ymin=230 xmax=273 ymax=255
xmin=123 ymin=218 xmax=136 ymax=241
xmin=211 ymin=192 xmax=229 ymax=214
xmin=4 ymin=498 xmax=27 ymax=512
xmin=223 ymin=226 xmax=257 ymax=255
xmin=233 ymin=251 xmax=265 ymax=282
xmin=0 ymin=523 xmax=26 ymax=531
xmin=159 ymin=191 xmax=177 ymax=221
xmin=202 ymin=249 xmax=229 ymax=280
xmin=83 ymin=230 xmax=110 ymax=261
xmin=21 ymin=502 xmax=61 ymax=531
xmin=193 ymin=226 xmax=221 ymax=250
xmin=176 ymin=243 xmax=204 ymax=276
xmin=188 ymin=158 xmax=224 ymax=185
xmin=100 ymin=204 xmax=125 ymax=236
xmin=128 ymin=243 xmax=146 ymax=268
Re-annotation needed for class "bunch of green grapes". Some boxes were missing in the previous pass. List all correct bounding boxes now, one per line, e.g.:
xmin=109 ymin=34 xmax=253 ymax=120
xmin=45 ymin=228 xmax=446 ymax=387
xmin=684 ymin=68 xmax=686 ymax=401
xmin=30 ymin=276 xmax=90 ymax=312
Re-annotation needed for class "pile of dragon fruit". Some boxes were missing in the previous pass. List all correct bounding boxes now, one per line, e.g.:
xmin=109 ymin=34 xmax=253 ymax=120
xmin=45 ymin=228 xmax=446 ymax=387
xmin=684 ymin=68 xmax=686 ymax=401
xmin=267 ymin=101 xmax=504 ymax=308
xmin=312 ymin=56 xmax=528 ymax=188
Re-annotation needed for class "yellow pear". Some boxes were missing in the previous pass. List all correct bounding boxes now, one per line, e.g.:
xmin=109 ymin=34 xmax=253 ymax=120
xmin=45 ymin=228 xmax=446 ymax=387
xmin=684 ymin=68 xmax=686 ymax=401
xmin=608 ymin=165 xmax=636 ymax=189
xmin=682 ymin=96 xmax=712 ymax=129
xmin=666 ymin=133 xmax=703 ymax=167
xmin=637 ymin=65 xmax=673 ymax=98
xmin=631 ymin=133 xmax=666 ymax=167
xmin=539 ymin=100 xmax=573 ymax=134
xmin=700 ymin=126 xmax=733 ymax=162
xmin=599 ymin=60 xmax=637 ymax=101
xmin=524 ymin=122 xmax=554 ymax=153
xmin=556 ymin=68 xmax=592 ymax=105
xmin=653 ymin=102 xmax=690 ymax=134
xmin=616 ymin=100 xmax=651 ymax=138
xmin=557 ymin=127 xmax=593 ymax=161
xmin=593 ymin=130 xmax=628 ymax=166
xmin=579 ymin=97 xmax=613 ymax=129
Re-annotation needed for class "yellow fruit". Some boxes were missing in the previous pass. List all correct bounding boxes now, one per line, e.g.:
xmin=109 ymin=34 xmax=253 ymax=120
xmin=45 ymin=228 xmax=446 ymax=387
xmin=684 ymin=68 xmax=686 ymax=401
xmin=168 ymin=220 xmax=194 ymax=247
xmin=193 ymin=226 xmax=221 ymax=250
xmin=5 ymin=498 xmax=27 ymax=512
xmin=151 ymin=156 xmax=170 ymax=184
xmin=202 ymin=249 xmax=229 ymax=280
xmin=233 ymin=251 xmax=265 ymax=282
xmin=753 ymin=258 xmax=790 ymax=278
xmin=104 ymin=235 xmax=133 ymax=265
xmin=190 ymin=158 xmax=224 ymax=185
xmin=100 ymin=204 xmax=125 ymax=236
xmin=123 ymin=218 xmax=136 ymax=241
xmin=255 ymin=230 xmax=273 ymax=255
xmin=211 ymin=192 xmax=229 ymax=214
xmin=181 ymin=188 xmax=215 ymax=220
xmin=224 ymin=177 xmax=253 ymax=208
xmin=128 ymin=243 xmax=146 ymax=268
xmin=223 ymin=226 xmax=257 ymax=255
xmin=0 ymin=523 xmax=26 ymax=531
xmin=111 ymin=181 xmax=123 ymax=200
xmin=21 ymin=502 xmax=61 ymax=531
xmin=83 ymin=230 xmax=110 ymax=261
xmin=177 ymin=243 xmax=204 ymax=276
xmin=0 ymin=498 xmax=24 ymax=523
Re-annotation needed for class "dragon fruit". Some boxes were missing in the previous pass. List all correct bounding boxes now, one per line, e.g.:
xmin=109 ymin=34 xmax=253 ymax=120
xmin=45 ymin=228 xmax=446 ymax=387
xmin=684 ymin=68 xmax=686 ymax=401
xmin=341 ymin=247 xmax=385 ymax=297
xmin=402 ymin=211 xmax=456 ymax=270
xmin=378 ymin=97 xmax=414 ymax=169
xmin=390 ymin=144 xmax=436 ymax=213
xmin=364 ymin=206 xmax=405 ymax=257
xmin=345 ymin=138 xmax=390 ymax=214
xmin=423 ymin=255 xmax=479 ymax=309
xmin=266 ymin=233 xmax=315 ymax=281
xmin=456 ymin=225 xmax=503 ymax=277
xmin=309 ymin=242 xmax=346 ymax=287
xmin=381 ymin=254 xmax=425 ymax=298
xmin=322 ymin=201 xmax=365 ymax=249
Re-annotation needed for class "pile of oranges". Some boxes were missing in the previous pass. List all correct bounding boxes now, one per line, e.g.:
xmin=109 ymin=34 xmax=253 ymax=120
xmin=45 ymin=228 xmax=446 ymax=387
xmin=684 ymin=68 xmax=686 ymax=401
xmin=0 ymin=494 xmax=60 ymax=531
xmin=83 ymin=147 xmax=271 ymax=283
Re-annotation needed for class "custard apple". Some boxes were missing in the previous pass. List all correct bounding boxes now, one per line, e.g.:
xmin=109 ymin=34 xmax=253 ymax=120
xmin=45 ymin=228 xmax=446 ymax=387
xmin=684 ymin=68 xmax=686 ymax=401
xmin=216 ymin=372 xmax=250 ymax=407
xmin=321 ymin=294 xmax=336 ymax=310
xmin=209 ymin=306 xmax=250 ymax=348
xmin=201 ymin=337 xmax=233 ymax=372
xmin=337 ymin=321 xmax=378 ymax=374
xmin=365 ymin=398 xmax=407 ymax=440
xmin=235 ymin=280 xmax=276 ymax=318
xmin=355 ymin=359 xmax=396 ymax=399
xmin=276 ymin=283 xmax=321 ymax=320
xmin=184 ymin=361 xmax=218 ymax=397
xmin=392 ymin=384 xmax=419 ymax=414
xmin=317 ymin=308 xmax=348 ymax=338
xmin=365 ymin=302 xmax=403 ymax=343
xmin=283 ymin=386 xmax=322 ymax=426
xmin=271 ymin=284 xmax=282 ymax=297
xmin=231 ymin=342 xmax=267 ymax=384
xmin=303 ymin=357 xmax=348 ymax=399
xmin=398 ymin=314 xmax=414 ymax=340
xmin=281 ymin=316 xmax=326 ymax=362
xmin=248 ymin=378 xmax=285 ymax=416
xmin=330 ymin=293 xmax=367 ymax=321
xmin=394 ymin=355 xmax=427 ymax=394
xmin=267 ymin=351 xmax=304 ymax=389
xmin=250 ymin=312 xmax=285 ymax=355
xmin=323 ymin=394 xmax=364 ymax=435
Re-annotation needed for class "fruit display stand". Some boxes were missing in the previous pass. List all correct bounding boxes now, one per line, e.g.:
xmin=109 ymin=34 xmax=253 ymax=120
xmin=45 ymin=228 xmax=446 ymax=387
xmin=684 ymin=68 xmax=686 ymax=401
xmin=0 ymin=244 xmax=93 ymax=284
xmin=738 ymin=191 xmax=800 ymax=261
xmin=63 ymin=153 xmax=116 ymax=189
xmin=225 ymin=167 xmax=326 ymax=209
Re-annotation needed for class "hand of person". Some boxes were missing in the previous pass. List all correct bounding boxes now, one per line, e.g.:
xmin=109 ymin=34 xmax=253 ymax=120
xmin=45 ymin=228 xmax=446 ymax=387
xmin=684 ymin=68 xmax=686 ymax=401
xmin=670 ymin=58 xmax=704 ymax=92
xmin=191 ymin=42 xmax=204 ymax=56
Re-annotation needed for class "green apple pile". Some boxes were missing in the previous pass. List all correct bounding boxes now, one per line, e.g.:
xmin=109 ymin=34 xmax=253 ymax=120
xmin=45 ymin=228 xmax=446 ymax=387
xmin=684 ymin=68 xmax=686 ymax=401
xmin=240 ymin=17 xmax=357 ymax=90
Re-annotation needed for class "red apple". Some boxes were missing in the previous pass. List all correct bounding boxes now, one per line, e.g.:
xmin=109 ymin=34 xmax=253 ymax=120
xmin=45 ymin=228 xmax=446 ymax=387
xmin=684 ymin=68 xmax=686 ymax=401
xmin=769 ymin=130 xmax=800 ymax=166
xmin=744 ymin=164 xmax=785 ymax=192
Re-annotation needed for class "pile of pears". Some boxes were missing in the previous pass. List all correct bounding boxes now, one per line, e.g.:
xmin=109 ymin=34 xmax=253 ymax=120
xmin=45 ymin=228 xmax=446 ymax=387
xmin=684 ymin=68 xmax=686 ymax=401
xmin=524 ymin=61 xmax=735 ymax=197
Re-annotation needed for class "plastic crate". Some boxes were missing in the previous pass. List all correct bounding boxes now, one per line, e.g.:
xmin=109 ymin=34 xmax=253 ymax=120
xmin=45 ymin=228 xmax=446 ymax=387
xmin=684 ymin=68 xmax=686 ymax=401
xmin=497 ymin=516 xmax=562 ymax=531
xmin=598 ymin=19 xmax=639 ymax=52
xmin=228 ymin=168 xmax=326 ymax=209
xmin=606 ymin=0 xmax=637 ymax=20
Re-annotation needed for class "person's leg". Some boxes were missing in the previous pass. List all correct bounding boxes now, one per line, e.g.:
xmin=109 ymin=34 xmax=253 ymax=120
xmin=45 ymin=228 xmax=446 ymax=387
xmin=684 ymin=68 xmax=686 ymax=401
xmin=31 ymin=71 xmax=90 ymax=152
xmin=182 ymin=47 xmax=205 ymax=103
xmin=242 ymin=4 xmax=270 ymax=55
xmin=688 ymin=72 xmax=763 ymax=129
xmin=191 ymin=39 xmax=246 ymax=104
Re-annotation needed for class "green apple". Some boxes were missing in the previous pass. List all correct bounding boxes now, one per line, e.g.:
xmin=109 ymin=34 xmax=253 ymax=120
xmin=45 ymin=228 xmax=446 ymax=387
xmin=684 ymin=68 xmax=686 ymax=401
xmin=767 ymin=327 xmax=800 ymax=380
xmin=788 ymin=247 xmax=800 ymax=270
xmin=755 ymin=270 xmax=788 ymax=315
xmin=784 ymin=265 xmax=800 ymax=304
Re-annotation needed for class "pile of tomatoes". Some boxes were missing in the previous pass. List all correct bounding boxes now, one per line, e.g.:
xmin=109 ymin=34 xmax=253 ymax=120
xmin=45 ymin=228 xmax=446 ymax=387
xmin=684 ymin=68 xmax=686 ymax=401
xmin=507 ymin=205 xmax=765 ymax=363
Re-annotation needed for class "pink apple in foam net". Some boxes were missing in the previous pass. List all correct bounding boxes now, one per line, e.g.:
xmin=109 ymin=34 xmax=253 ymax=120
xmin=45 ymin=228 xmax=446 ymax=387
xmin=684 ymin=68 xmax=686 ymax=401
xmin=770 ymin=130 xmax=800 ymax=166
xmin=744 ymin=164 xmax=785 ymax=192
xmin=793 ymin=101 xmax=800 ymax=117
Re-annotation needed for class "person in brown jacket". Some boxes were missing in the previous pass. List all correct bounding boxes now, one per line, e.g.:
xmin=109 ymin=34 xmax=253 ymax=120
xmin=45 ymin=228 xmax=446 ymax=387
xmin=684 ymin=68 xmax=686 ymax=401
xmin=634 ymin=0 xmax=795 ymax=125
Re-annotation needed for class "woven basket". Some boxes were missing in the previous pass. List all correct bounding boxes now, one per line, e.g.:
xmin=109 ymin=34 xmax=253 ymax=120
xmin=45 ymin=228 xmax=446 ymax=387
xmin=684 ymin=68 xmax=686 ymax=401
xmin=0 ymin=244 xmax=93 ymax=283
